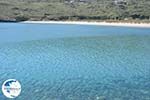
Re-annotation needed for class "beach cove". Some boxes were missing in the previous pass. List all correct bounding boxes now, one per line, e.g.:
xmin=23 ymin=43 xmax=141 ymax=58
xmin=0 ymin=23 xmax=150 ymax=100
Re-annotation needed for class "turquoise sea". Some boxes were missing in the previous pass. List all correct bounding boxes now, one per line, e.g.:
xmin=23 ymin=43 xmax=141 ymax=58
xmin=0 ymin=23 xmax=150 ymax=100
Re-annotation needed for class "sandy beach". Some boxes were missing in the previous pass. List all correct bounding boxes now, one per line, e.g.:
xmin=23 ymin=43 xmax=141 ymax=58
xmin=22 ymin=21 xmax=150 ymax=28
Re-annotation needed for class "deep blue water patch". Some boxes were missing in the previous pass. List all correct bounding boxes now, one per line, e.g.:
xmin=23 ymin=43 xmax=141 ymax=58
xmin=0 ymin=23 xmax=150 ymax=100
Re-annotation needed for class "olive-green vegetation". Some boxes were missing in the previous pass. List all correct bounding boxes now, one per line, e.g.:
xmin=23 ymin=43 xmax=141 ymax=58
xmin=0 ymin=0 xmax=150 ymax=22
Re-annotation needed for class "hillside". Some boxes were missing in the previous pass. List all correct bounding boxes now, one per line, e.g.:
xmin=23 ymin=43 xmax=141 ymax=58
xmin=0 ymin=0 xmax=150 ymax=22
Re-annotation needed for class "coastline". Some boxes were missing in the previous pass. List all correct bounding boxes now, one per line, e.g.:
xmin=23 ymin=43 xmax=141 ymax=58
xmin=21 ymin=21 xmax=150 ymax=28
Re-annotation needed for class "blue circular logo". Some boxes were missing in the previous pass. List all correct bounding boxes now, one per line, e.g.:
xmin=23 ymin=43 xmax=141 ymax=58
xmin=2 ymin=79 xmax=21 ymax=98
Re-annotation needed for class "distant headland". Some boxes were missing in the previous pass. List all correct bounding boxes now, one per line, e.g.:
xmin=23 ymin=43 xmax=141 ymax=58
xmin=0 ymin=0 xmax=150 ymax=23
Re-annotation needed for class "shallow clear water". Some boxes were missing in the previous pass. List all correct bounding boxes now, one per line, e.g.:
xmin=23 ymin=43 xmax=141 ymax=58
xmin=0 ymin=23 xmax=150 ymax=100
